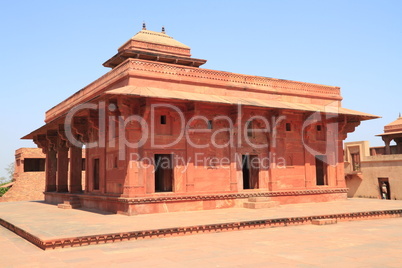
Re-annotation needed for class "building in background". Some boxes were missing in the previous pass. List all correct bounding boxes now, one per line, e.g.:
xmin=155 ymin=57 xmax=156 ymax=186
xmin=14 ymin=148 xmax=46 ymax=179
xmin=1 ymin=148 xmax=46 ymax=202
xmin=345 ymin=116 xmax=402 ymax=200
xmin=1 ymin=148 xmax=85 ymax=202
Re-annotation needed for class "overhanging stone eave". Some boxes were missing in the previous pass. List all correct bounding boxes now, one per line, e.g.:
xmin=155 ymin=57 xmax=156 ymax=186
xmin=45 ymin=67 xmax=132 ymax=123
xmin=21 ymin=122 xmax=56 ymax=140
xmin=376 ymin=131 xmax=402 ymax=137
xmin=342 ymin=113 xmax=380 ymax=122
xmin=105 ymin=86 xmax=378 ymax=120
xmin=103 ymin=50 xmax=207 ymax=68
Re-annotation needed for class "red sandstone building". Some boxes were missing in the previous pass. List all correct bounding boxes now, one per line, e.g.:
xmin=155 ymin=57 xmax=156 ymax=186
xmin=14 ymin=148 xmax=46 ymax=178
xmin=23 ymin=26 xmax=377 ymax=215
xmin=0 ymin=148 xmax=46 ymax=202
xmin=345 ymin=116 xmax=402 ymax=200
xmin=0 ymin=148 xmax=86 ymax=203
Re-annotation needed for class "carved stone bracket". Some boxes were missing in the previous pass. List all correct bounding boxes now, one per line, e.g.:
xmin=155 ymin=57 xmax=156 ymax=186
xmin=117 ymin=97 xmax=133 ymax=119
xmin=339 ymin=117 xmax=360 ymax=140
xmin=58 ymin=124 xmax=68 ymax=142
xmin=139 ymin=98 xmax=150 ymax=121
xmin=33 ymin=134 xmax=49 ymax=154
xmin=73 ymin=116 xmax=89 ymax=144
xmin=57 ymin=136 xmax=68 ymax=151
xmin=46 ymin=130 xmax=59 ymax=151
xmin=88 ymin=110 xmax=100 ymax=130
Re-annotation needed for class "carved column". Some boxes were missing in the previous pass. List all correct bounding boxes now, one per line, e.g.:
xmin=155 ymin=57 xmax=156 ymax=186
xmin=120 ymin=98 xmax=144 ymax=197
xmin=382 ymin=136 xmax=392 ymax=155
xmin=338 ymin=118 xmax=360 ymax=187
xmin=267 ymin=111 xmax=284 ymax=191
xmin=69 ymin=143 xmax=83 ymax=193
xmin=34 ymin=134 xmax=57 ymax=192
xmin=184 ymin=103 xmax=199 ymax=193
xmin=47 ymin=131 xmax=59 ymax=191
xmin=46 ymin=148 xmax=57 ymax=192
xmin=394 ymin=137 xmax=402 ymax=154
xmin=229 ymin=105 xmax=245 ymax=191
xmin=57 ymin=139 xmax=69 ymax=192
xmin=68 ymin=116 xmax=90 ymax=193
xmin=56 ymin=125 xmax=69 ymax=192
xmin=302 ymin=113 xmax=315 ymax=188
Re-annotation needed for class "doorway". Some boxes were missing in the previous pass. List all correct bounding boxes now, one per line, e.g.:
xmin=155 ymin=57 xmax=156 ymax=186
xmin=242 ymin=155 xmax=259 ymax=189
xmin=378 ymin=178 xmax=391 ymax=200
xmin=315 ymin=155 xmax=327 ymax=186
xmin=155 ymin=154 xmax=173 ymax=192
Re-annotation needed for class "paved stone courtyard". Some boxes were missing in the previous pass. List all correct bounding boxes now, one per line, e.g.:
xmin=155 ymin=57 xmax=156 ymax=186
xmin=2 ymin=198 xmax=402 ymax=242
xmin=2 ymin=216 xmax=402 ymax=267
xmin=2 ymin=198 xmax=402 ymax=266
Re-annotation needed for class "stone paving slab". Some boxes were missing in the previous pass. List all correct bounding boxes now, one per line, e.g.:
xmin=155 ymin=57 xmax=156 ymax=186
xmin=1 ymin=198 xmax=402 ymax=250
xmin=3 ymin=217 xmax=402 ymax=267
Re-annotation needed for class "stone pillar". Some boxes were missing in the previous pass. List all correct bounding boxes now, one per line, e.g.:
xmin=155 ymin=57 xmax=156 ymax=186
xmin=119 ymin=98 xmax=142 ymax=197
xmin=336 ymin=139 xmax=346 ymax=187
xmin=45 ymin=148 xmax=57 ymax=192
xmin=186 ymin=143 xmax=195 ymax=192
xmin=69 ymin=144 xmax=83 ymax=193
xmin=57 ymin=142 xmax=69 ymax=192
xmin=394 ymin=138 xmax=402 ymax=154
xmin=268 ymin=111 xmax=286 ymax=191
xmin=302 ymin=118 xmax=314 ymax=188
xmin=382 ymin=136 xmax=392 ymax=155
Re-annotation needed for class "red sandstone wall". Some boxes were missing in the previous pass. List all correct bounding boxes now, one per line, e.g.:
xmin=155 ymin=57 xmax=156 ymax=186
xmin=78 ymin=97 xmax=346 ymax=199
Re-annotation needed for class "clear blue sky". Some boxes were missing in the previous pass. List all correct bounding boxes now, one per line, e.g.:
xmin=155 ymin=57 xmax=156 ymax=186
xmin=0 ymin=0 xmax=401 ymax=178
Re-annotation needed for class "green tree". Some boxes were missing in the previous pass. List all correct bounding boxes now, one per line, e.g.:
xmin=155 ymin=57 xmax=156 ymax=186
xmin=0 ymin=163 xmax=14 ymax=196
xmin=0 ymin=176 xmax=7 ymax=185
xmin=5 ymin=162 xmax=14 ymax=182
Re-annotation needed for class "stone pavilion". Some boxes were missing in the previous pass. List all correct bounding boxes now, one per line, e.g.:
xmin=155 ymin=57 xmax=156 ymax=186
xmin=23 ymin=25 xmax=378 ymax=215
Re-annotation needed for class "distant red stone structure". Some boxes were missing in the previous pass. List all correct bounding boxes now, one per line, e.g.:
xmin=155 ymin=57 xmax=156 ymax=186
xmin=14 ymin=148 xmax=46 ymax=180
xmin=0 ymin=148 xmax=86 ymax=202
xmin=0 ymin=148 xmax=45 ymax=202
xmin=345 ymin=116 xmax=402 ymax=200
xmin=23 ymin=25 xmax=378 ymax=215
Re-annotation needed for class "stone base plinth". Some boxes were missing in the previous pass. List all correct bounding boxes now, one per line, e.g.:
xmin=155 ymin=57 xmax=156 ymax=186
xmin=57 ymin=196 xmax=81 ymax=209
xmin=244 ymin=201 xmax=279 ymax=209
xmin=45 ymin=188 xmax=347 ymax=216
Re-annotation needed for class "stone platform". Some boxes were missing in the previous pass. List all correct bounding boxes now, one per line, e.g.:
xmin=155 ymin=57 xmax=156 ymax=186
xmin=1 ymin=198 xmax=402 ymax=250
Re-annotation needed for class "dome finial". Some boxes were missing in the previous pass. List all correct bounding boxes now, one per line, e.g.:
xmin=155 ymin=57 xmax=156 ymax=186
xmin=161 ymin=26 xmax=166 ymax=34
xmin=142 ymin=22 xmax=146 ymax=30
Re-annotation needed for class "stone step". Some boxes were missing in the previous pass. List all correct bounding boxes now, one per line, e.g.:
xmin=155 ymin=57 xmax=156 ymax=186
xmin=311 ymin=219 xmax=337 ymax=225
xmin=57 ymin=204 xmax=72 ymax=209
xmin=59 ymin=197 xmax=81 ymax=209
xmin=243 ymin=201 xmax=279 ymax=209
xmin=248 ymin=197 xmax=270 ymax=202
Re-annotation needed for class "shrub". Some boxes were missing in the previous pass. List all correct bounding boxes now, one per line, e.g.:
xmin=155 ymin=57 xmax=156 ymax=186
xmin=0 ymin=187 xmax=9 ymax=197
